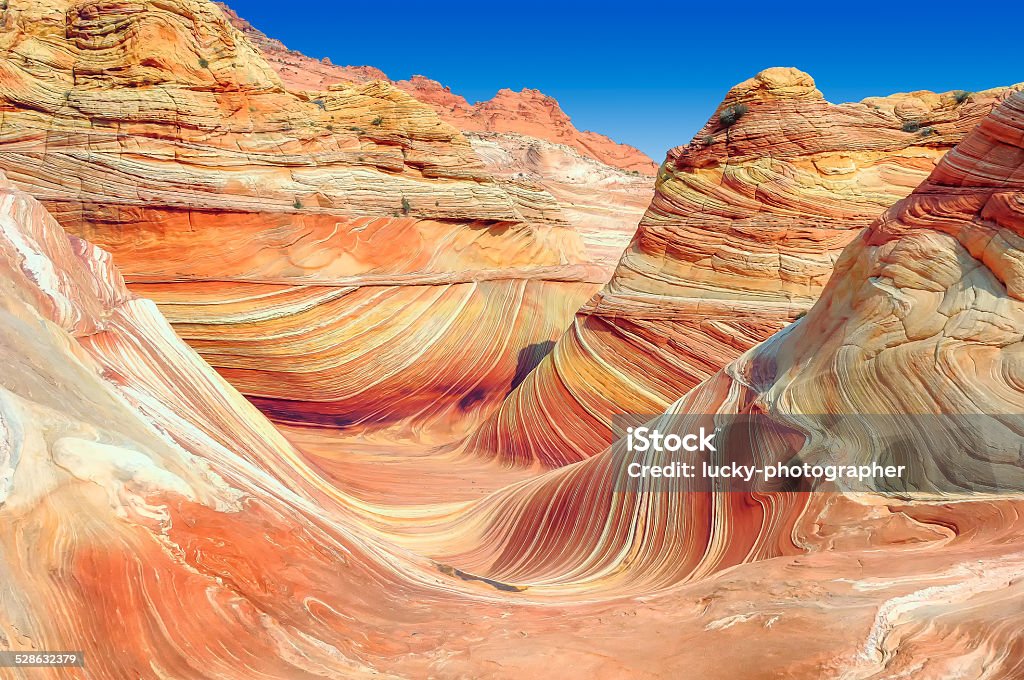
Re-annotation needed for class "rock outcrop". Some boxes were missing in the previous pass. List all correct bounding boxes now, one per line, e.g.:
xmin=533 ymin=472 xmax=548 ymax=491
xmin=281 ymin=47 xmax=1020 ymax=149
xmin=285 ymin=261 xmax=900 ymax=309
xmin=214 ymin=1 xmax=655 ymax=269
xmin=467 ymin=130 xmax=653 ymax=269
xmin=468 ymin=68 xmax=1022 ymax=466
xmin=397 ymin=76 xmax=657 ymax=175
xmin=216 ymin=3 xmax=656 ymax=176
xmin=0 ymin=0 xmax=604 ymax=439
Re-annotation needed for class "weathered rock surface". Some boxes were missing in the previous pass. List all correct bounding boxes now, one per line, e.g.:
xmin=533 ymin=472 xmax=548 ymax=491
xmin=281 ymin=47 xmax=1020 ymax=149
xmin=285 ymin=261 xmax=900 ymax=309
xmin=411 ymin=90 xmax=1024 ymax=678
xmin=0 ymin=174 xmax=718 ymax=679
xmin=398 ymin=76 xmax=658 ymax=175
xmin=216 ymin=3 xmax=656 ymax=175
xmin=467 ymin=130 xmax=653 ymax=269
xmin=0 ymin=0 xmax=604 ymax=438
xmin=4 ymin=3 xmax=1024 ymax=675
xmin=468 ymin=68 xmax=1022 ymax=466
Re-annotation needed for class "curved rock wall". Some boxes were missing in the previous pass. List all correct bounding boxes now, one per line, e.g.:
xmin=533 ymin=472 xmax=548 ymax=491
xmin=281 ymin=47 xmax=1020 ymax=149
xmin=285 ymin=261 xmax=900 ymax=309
xmin=467 ymin=68 xmax=1022 ymax=466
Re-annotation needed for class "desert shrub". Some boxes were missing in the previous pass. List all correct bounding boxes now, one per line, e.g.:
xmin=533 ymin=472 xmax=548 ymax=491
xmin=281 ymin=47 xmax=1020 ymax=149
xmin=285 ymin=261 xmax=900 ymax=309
xmin=919 ymin=126 xmax=938 ymax=137
xmin=313 ymin=98 xmax=327 ymax=110
xmin=293 ymin=198 xmax=302 ymax=210
xmin=198 ymin=57 xmax=209 ymax=69
xmin=401 ymin=197 xmax=411 ymax=215
xmin=902 ymin=120 xmax=921 ymax=133
xmin=371 ymin=115 xmax=384 ymax=126
xmin=701 ymin=134 xmax=715 ymax=146
xmin=718 ymin=103 xmax=749 ymax=128
xmin=953 ymin=90 xmax=972 ymax=104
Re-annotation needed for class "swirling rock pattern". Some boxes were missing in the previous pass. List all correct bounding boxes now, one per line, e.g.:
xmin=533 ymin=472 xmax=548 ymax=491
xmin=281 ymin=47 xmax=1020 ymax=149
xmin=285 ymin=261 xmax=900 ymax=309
xmin=0 ymin=0 xmax=613 ymax=438
xmin=0 ymin=174 xmax=639 ymax=678
xmin=5 ymin=87 xmax=1024 ymax=680
xmin=405 ymin=90 xmax=1024 ymax=677
xmin=468 ymin=68 xmax=1023 ymax=466
xmin=467 ymin=131 xmax=654 ymax=269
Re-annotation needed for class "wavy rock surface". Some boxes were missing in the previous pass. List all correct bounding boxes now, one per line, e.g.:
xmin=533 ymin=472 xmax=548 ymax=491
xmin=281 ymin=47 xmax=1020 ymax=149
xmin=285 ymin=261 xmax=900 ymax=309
xmin=0 ymin=0 xmax=604 ymax=438
xmin=467 ymin=131 xmax=653 ymax=269
xmin=403 ymin=90 xmax=1024 ymax=677
xmin=0 ymin=174 xmax=713 ymax=679
xmin=5 ymin=67 xmax=1024 ymax=680
xmin=0 ymin=172 xmax=394 ymax=676
xmin=468 ymin=68 xmax=1022 ymax=466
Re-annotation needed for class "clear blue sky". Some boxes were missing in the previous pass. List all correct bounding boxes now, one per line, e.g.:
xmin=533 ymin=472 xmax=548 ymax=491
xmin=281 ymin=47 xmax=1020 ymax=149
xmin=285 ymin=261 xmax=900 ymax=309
xmin=226 ymin=0 xmax=1023 ymax=161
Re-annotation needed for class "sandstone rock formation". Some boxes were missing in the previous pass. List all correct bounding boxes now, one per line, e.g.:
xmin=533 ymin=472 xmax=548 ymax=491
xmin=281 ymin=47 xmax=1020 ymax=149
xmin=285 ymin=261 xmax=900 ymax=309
xmin=214 ymin=1 xmax=655 ymax=269
xmin=6 ymin=18 xmax=1024 ymax=671
xmin=216 ymin=2 xmax=657 ymax=175
xmin=4 ymin=1 xmax=1024 ymax=675
xmin=0 ymin=173 xmax=687 ymax=678
xmin=467 ymin=131 xmax=653 ymax=269
xmin=397 ymin=76 xmax=657 ymax=175
xmin=468 ymin=68 xmax=1022 ymax=466
xmin=0 ymin=0 xmax=606 ymax=439
xmin=402 ymin=89 xmax=1024 ymax=677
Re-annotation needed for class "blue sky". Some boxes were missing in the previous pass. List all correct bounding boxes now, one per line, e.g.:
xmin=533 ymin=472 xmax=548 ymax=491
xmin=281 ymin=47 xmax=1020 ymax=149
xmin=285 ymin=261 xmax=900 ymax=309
xmin=227 ymin=0 xmax=1023 ymax=161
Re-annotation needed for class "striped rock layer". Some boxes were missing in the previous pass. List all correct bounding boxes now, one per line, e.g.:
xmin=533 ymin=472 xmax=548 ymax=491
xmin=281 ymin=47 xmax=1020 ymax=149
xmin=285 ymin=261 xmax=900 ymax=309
xmin=0 ymin=173 xmax=674 ymax=678
xmin=0 ymin=0 xmax=610 ymax=439
xmin=4 ymin=87 xmax=1024 ymax=680
xmin=214 ymin=2 xmax=656 ymax=268
xmin=467 ymin=68 xmax=1022 ymax=466
xmin=414 ymin=90 xmax=1024 ymax=677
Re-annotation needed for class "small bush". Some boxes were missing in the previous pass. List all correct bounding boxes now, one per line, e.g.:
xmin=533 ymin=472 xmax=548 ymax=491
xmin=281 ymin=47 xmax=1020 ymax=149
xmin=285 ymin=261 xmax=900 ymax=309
xmin=919 ymin=126 xmax=937 ymax=137
xmin=902 ymin=120 xmax=921 ymax=133
xmin=293 ymin=198 xmax=302 ymax=210
xmin=400 ymin=197 xmax=411 ymax=215
xmin=371 ymin=115 xmax=384 ymax=126
xmin=198 ymin=57 xmax=209 ymax=69
xmin=718 ymin=103 xmax=749 ymax=128
xmin=953 ymin=90 xmax=972 ymax=105
xmin=313 ymin=98 xmax=327 ymax=111
xmin=701 ymin=134 xmax=715 ymax=146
